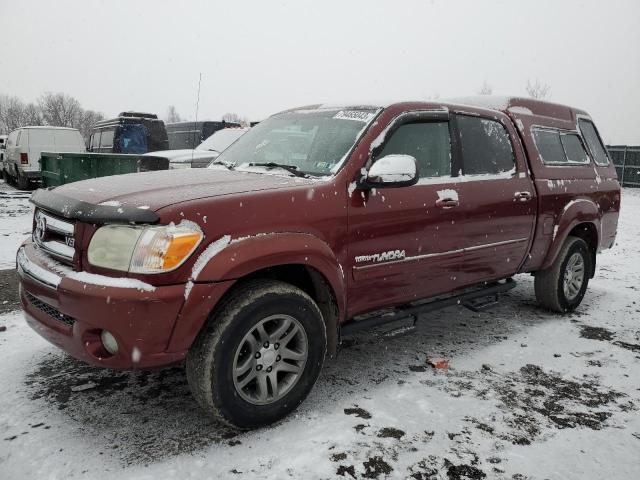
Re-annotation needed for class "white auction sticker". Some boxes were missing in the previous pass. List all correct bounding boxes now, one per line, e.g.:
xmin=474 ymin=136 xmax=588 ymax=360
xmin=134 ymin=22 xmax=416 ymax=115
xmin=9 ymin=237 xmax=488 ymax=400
xmin=333 ymin=110 xmax=376 ymax=122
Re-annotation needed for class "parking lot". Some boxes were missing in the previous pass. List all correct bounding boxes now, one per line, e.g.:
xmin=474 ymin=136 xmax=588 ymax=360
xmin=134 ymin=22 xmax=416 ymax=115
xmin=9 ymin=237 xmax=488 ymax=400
xmin=0 ymin=179 xmax=638 ymax=479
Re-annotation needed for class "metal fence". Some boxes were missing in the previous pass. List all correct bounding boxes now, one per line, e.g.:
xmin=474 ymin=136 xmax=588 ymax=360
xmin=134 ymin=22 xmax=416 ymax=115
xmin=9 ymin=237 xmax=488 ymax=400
xmin=607 ymin=146 xmax=640 ymax=188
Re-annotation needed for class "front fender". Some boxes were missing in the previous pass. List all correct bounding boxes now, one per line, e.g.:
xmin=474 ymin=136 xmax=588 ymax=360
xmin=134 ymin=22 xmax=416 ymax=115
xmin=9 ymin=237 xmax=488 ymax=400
xmin=194 ymin=232 xmax=346 ymax=322
xmin=541 ymin=199 xmax=601 ymax=271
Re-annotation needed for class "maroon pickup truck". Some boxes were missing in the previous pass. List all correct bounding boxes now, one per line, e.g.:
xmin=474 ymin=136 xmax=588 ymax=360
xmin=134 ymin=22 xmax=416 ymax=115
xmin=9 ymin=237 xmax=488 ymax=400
xmin=18 ymin=97 xmax=620 ymax=428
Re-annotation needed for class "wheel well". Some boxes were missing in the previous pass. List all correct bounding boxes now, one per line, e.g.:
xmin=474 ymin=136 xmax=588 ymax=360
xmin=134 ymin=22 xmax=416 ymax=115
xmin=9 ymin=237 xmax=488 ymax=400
xmin=229 ymin=264 xmax=340 ymax=358
xmin=569 ymin=222 xmax=598 ymax=277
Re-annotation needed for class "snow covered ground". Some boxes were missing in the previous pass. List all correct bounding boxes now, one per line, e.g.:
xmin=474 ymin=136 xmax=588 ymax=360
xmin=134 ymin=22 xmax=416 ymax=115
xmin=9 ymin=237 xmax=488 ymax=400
xmin=0 ymin=184 xmax=639 ymax=480
xmin=0 ymin=180 xmax=32 ymax=269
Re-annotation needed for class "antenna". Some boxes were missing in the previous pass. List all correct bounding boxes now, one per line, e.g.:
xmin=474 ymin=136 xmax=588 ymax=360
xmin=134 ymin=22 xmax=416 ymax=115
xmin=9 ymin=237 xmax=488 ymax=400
xmin=191 ymin=73 xmax=202 ymax=166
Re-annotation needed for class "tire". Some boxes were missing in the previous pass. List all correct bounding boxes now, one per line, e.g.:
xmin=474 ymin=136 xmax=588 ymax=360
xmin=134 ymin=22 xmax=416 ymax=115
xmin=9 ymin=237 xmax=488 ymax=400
xmin=186 ymin=279 xmax=327 ymax=429
xmin=535 ymin=236 xmax=591 ymax=313
xmin=16 ymin=173 xmax=29 ymax=190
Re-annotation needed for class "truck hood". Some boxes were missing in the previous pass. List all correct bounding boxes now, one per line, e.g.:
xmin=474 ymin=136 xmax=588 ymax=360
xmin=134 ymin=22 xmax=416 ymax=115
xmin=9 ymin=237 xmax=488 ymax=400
xmin=51 ymin=168 xmax=316 ymax=212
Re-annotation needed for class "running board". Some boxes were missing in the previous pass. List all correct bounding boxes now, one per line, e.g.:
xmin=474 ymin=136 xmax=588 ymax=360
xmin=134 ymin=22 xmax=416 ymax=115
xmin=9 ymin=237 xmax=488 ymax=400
xmin=340 ymin=278 xmax=516 ymax=337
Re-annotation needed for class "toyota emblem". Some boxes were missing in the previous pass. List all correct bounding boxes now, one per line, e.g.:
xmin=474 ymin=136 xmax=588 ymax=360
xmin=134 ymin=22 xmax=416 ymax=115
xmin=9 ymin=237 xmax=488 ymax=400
xmin=34 ymin=211 xmax=46 ymax=244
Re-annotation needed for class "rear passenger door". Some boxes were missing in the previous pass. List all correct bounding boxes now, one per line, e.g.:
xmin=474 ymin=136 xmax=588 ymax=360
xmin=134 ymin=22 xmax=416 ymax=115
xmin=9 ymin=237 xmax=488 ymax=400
xmin=451 ymin=113 xmax=536 ymax=285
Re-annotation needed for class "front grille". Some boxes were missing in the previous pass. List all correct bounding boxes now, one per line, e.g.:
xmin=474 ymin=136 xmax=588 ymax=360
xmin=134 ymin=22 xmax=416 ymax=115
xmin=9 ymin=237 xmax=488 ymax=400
xmin=33 ymin=209 xmax=76 ymax=263
xmin=24 ymin=291 xmax=76 ymax=327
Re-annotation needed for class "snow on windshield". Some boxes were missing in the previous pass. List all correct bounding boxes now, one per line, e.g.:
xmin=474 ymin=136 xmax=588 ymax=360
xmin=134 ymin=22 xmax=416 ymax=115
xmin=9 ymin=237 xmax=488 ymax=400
xmin=196 ymin=128 xmax=248 ymax=153
xmin=209 ymin=109 xmax=378 ymax=176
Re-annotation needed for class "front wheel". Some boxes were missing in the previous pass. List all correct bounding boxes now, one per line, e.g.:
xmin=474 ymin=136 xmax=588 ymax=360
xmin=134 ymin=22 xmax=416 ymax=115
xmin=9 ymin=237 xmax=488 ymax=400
xmin=186 ymin=279 xmax=326 ymax=429
xmin=535 ymin=236 xmax=591 ymax=313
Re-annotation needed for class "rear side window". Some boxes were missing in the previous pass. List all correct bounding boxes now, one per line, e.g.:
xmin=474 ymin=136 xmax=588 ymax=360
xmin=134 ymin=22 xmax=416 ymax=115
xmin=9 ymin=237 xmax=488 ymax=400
xmin=100 ymin=129 xmax=115 ymax=149
xmin=377 ymin=121 xmax=451 ymax=178
xmin=533 ymin=129 xmax=567 ymax=164
xmin=560 ymin=134 xmax=589 ymax=164
xmin=456 ymin=115 xmax=515 ymax=175
xmin=533 ymin=128 xmax=591 ymax=165
xmin=579 ymin=119 xmax=610 ymax=166
xmin=91 ymin=132 xmax=101 ymax=150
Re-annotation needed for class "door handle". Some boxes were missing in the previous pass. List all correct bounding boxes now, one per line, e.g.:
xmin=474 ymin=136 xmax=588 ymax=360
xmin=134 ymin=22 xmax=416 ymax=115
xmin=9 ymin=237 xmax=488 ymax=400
xmin=435 ymin=198 xmax=459 ymax=209
xmin=514 ymin=191 xmax=532 ymax=202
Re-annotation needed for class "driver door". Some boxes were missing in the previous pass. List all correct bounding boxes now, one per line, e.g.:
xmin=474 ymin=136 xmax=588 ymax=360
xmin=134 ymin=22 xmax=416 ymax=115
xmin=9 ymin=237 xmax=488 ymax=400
xmin=346 ymin=111 xmax=466 ymax=317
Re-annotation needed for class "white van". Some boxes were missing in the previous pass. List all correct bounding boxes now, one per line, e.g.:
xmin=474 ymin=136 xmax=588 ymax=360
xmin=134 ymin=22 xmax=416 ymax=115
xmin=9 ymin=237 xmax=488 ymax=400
xmin=0 ymin=135 xmax=7 ymax=173
xmin=3 ymin=126 xmax=86 ymax=189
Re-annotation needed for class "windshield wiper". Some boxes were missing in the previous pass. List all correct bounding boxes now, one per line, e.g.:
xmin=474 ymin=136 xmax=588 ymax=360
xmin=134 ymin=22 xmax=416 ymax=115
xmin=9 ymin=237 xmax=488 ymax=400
xmin=208 ymin=160 xmax=235 ymax=170
xmin=248 ymin=162 xmax=310 ymax=178
xmin=207 ymin=148 xmax=221 ymax=153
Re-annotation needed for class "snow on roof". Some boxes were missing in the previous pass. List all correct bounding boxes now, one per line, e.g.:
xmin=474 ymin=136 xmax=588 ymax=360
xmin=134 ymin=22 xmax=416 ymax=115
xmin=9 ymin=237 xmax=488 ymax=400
xmin=279 ymin=96 xmax=587 ymax=123
xmin=15 ymin=126 xmax=79 ymax=131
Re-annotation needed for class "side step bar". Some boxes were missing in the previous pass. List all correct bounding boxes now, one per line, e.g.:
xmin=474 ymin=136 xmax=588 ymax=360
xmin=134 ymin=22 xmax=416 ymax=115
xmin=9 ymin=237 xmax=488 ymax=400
xmin=341 ymin=278 xmax=516 ymax=336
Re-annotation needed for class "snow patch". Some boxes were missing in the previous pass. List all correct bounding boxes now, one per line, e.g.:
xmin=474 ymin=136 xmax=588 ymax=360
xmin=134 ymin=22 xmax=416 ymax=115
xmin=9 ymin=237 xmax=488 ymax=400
xmin=191 ymin=235 xmax=231 ymax=280
xmin=436 ymin=189 xmax=459 ymax=201
xmin=98 ymin=200 xmax=122 ymax=207
xmin=508 ymin=106 xmax=534 ymax=115
xmin=67 ymin=271 xmax=156 ymax=292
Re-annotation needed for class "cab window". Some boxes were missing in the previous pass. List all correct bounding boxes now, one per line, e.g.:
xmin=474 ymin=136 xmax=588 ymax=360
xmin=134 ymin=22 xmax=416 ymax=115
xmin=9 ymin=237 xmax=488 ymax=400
xmin=456 ymin=115 xmax=515 ymax=175
xmin=377 ymin=121 xmax=451 ymax=178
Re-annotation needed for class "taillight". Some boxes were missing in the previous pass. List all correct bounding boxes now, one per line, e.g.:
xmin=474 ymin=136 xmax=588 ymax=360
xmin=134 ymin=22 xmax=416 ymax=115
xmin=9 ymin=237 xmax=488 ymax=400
xmin=20 ymin=153 xmax=29 ymax=164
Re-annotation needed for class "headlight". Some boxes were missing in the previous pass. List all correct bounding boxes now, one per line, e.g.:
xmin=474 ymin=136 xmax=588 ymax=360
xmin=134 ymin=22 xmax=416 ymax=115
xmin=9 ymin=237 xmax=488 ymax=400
xmin=88 ymin=223 xmax=203 ymax=273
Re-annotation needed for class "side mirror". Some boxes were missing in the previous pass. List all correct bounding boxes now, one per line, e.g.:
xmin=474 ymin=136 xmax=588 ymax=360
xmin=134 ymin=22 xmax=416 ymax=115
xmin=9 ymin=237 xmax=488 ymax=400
xmin=360 ymin=154 xmax=418 ymax=188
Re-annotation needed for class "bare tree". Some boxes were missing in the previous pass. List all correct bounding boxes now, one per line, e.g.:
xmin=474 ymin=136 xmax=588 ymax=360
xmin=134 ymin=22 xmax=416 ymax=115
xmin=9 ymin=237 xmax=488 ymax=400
xmin=1 ymin=92 xmax=104 ymax=139
xmin=22 ymin=103 xmax=43 ymax=126
xmin=526 ymin=78 xmax=551 ymax=99
xmin=77 ymin=109 xmax=105 ymax=141
xmin=478 ymin=81 xmax=493 ymax=95
xmin=38 ymin=92 xmax=83 ymax=127
xmin=0 ymin=95 xmax=44 ymax=132
xmin=165 ymin=105 xmax=183 ymax=123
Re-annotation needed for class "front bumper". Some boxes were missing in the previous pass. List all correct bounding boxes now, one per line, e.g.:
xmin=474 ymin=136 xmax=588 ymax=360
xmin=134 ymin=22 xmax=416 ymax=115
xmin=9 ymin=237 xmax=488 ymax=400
xmin=17 ymin=240 xmax=233 ymax=369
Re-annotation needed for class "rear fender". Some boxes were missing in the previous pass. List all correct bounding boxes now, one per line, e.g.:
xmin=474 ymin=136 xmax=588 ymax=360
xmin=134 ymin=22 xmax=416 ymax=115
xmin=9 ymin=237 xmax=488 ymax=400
xmin=540 ymin=199 xmax=601 ymax=271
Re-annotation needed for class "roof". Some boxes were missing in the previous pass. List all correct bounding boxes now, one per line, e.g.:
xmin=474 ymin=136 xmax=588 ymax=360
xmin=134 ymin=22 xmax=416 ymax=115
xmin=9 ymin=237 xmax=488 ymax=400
xmin=281 ymin=96 xmax=589 ymax=123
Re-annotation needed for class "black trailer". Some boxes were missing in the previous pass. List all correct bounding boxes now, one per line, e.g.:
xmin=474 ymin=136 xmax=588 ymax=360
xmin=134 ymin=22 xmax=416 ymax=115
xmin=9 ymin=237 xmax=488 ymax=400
xmin=89 ymin=112 xmax=169 ymax=154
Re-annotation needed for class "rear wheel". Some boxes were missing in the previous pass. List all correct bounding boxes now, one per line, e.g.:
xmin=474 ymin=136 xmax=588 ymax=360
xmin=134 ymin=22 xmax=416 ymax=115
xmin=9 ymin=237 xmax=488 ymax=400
xmin=535 ymin=236 xmax=591 ymax=313
xmin=186 ymin=279 xmax=326 ymax=429
xmin=16 ymin=172 xmax=29 ymax=190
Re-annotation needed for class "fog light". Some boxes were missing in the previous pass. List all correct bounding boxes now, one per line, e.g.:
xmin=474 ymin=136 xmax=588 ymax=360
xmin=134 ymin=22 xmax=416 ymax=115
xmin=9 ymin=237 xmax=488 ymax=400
xmin=100 ymin=330 xmax=118 ymax=355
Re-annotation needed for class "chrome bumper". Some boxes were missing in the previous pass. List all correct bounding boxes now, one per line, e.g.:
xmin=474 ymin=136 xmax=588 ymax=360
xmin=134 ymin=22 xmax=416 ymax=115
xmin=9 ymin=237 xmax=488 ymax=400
xmin=17 ymin=247 xmax=62 ymax=289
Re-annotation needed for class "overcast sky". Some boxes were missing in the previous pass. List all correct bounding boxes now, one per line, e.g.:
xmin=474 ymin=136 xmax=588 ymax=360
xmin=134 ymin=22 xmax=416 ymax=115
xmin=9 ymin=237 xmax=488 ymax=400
xmin=1 ymin=0 xmax=638 ymax=143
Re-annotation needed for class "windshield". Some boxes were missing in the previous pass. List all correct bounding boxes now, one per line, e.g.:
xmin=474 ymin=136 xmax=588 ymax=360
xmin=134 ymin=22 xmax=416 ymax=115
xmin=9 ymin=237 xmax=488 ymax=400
xmin=118 ymin=124 xmax=148 ymax=154
xmin=210 ymin=109 xmax=377 ymax=176
xmin=197 ymin=128 xmax=248 ymax=152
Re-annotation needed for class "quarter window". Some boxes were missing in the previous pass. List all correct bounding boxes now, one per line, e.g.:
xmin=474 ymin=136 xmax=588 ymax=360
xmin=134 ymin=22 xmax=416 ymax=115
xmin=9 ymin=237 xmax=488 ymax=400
xmin=579 ymin=119 xmax=610 ymax=166
xmin=456 ymin=115 xmax=515 ymax=175
xmin=377 ymin=122 xmax=451 ymax=178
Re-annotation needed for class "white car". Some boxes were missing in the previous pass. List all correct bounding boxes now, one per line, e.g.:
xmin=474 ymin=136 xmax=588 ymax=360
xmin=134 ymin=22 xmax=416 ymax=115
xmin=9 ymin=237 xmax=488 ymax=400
xmin=144 ymin=127 xmax=248 ymax=169
xmin=3 ymin=126 xmax=86 ymax=189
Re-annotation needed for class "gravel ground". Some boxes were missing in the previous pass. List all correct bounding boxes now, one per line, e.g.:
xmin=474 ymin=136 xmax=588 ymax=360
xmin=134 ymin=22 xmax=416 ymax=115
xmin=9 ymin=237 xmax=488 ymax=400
xmin=0 ymin=184 xmax=639 ymax=480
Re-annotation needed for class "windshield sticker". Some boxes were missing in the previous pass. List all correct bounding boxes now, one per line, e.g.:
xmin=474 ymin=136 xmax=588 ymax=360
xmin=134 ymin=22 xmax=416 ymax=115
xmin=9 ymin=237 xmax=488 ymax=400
xmin=333 ymin=110 xmax=376 ymax=123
